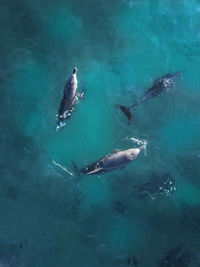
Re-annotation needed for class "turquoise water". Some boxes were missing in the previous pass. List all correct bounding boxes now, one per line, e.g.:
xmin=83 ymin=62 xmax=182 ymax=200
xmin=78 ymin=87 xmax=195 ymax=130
xmin=1 ymin=0 xmax=200 ymax=266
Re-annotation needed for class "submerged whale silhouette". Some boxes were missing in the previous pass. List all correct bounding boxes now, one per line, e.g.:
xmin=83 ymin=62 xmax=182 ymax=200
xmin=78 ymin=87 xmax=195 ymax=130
xmin=116 ymin=71 xmax=183 ymax=124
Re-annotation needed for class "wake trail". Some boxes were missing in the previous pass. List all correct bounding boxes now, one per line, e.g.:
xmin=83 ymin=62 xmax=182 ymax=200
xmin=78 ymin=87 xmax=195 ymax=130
xmin=52 ymin=160 xmax=73 ymax=176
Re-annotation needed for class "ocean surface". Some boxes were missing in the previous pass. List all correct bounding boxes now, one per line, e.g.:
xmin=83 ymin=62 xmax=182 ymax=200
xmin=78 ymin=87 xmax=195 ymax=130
xmin=1 ymin=0 xmax=200 ymax=266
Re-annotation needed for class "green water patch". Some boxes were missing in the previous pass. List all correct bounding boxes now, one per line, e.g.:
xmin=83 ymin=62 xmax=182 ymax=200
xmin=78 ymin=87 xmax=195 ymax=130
xmin=79 ymin=177 xmax=111 ymax=208
xmin=104 ymin=216 xmax=141 ymax=253
xmin=10 ymin=54 xmax=54 ymax=136
xmin=44 ymin=4 xmax=82 ymax=41
xmin=176 ymin=179 xmax=200 ymax=206
xmin=114 ymin=0 xmax=200 ymax=92
xmin=159 ymin=113 xmax=200 ymax=153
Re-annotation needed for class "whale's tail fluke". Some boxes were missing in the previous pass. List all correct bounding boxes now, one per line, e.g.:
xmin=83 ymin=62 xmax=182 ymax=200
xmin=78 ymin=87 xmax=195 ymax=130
xmin=56 ymin=121 xmax=66 ymax=132
xmin=56 ymin=113 xmax=66 ymax=132
xmin=72 ymin=161 xmax=81 ymax=177
xmin=115 ymin=104 xmax=133 ymax=124
xmin=115 ymin=97 xmax=147 ymax=124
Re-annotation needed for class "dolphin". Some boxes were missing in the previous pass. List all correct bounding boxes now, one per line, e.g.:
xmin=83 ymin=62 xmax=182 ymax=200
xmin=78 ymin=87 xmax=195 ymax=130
xmin=56 ymin=67 xmax=84 ymax=131
xmin=116 ymin=71 xmax=183 ymax=124
xmin=73 ymin=145 xmax=145 ymax=176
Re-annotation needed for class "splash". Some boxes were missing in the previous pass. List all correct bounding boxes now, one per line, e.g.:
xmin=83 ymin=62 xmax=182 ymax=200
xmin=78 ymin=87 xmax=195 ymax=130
xmin=56 ymin=121 xmax=66 ymax=132
xmin=128 ymin=137 xmax=147 ymax=155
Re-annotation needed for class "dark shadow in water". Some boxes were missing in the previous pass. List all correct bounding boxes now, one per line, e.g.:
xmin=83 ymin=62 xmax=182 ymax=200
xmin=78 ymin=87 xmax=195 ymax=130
xmin=127 ymin=254 xmax=139 ymax=266
xmin=159 ymin=246 xmax=193 ymax=267
xmin=176 ymin=154 xmax=200 ymax=187
xmin=115 ymin=201 xmax=126 ymax=214
xmin=131 ymin=173 xmax=176 ymax=200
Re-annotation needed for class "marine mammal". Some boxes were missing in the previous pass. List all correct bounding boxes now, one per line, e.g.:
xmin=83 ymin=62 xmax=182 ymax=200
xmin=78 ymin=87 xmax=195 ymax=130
xmin=56 ymin=67 xmax=84 ymax=131
xmin=74 ymin=145 xmax=145 ymax=176
xmin=116 ymin=71 xmax=183 ymax=124
xmin=131 ymin=173 xmax=176 ymax=200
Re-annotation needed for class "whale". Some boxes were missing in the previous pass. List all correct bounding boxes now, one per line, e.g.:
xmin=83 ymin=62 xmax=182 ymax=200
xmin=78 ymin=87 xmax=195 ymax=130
xmin=116 ymin=71 xmax=183 ymax=124
xmin=73 ymin=145 xmax=145 ymax=176
xmin=131 ymin=173 xmax=176 ymax=200
xmin=56 ymin=67 xmax=84 ymax=131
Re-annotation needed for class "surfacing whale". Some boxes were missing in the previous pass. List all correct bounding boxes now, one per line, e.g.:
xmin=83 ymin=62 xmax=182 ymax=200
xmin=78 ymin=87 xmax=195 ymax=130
xmin=73 ymin=145 xmax=145 ymax=176
xmin=56 ymin=67 xmax=84 ymax=131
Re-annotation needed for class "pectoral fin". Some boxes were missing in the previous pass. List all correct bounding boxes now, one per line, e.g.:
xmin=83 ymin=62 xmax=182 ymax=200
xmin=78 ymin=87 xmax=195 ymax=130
xmin=86 ymin=167 xmax=103 ymax=175
xmin=76 ymin=92 xmax=85 ymax=99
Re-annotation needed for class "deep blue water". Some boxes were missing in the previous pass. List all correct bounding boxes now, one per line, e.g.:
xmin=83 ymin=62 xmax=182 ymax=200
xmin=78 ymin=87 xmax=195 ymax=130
xmin=1 ymin=0 xmax=200 ymax=266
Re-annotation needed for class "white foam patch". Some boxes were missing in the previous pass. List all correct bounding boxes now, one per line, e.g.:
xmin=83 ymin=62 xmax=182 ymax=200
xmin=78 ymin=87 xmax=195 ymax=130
xmin=127 ymin=137 xmax=148 ymax=155
xmin=52 ymin=160 xmax=73 ymax=176
xmin=56 ymin=122 xmax=66 ymax=132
